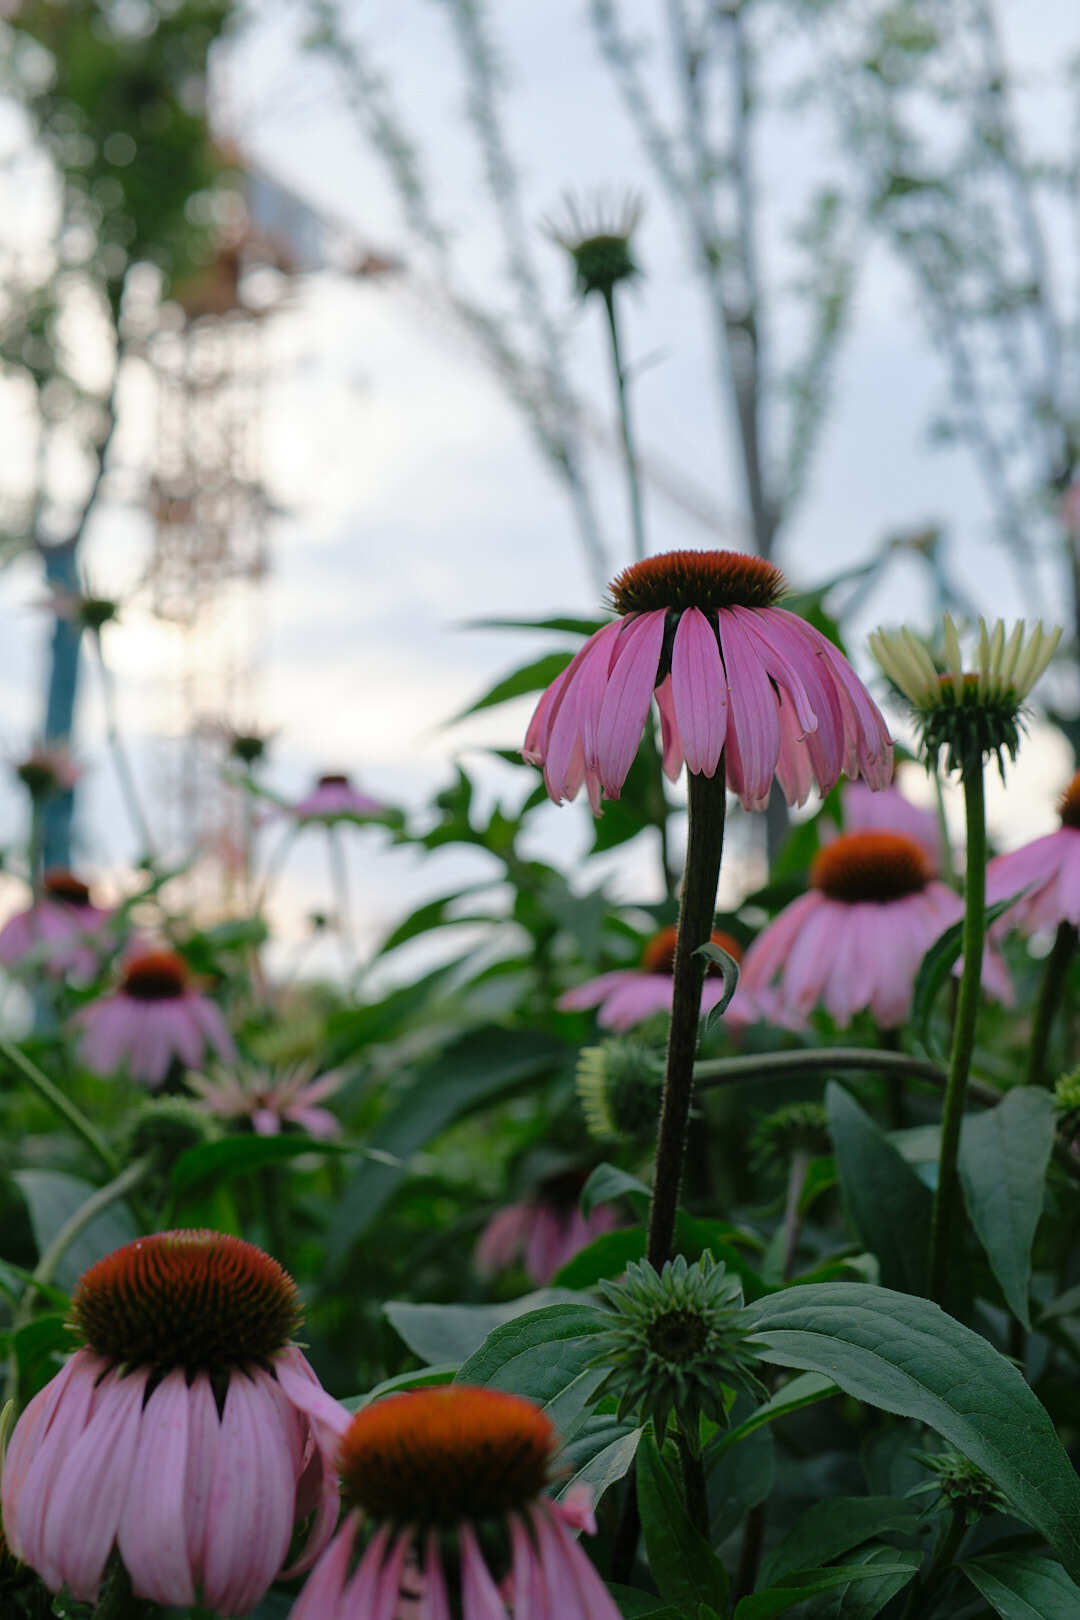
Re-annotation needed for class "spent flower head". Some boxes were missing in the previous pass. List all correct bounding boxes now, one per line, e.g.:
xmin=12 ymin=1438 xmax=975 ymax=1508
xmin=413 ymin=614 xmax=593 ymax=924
xmin=544 ymin=188 xmax=644 ymax=299
xmin=576 ymin=1035 xmax=664 ymax=1142
xmin=870 ymin=615 xmax=1061 ymax=776
xmin=591 ymin=1252 xmax=764 ymax=1439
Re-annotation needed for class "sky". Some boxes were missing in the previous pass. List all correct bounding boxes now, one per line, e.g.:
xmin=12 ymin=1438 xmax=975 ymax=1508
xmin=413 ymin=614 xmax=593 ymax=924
xmin=0 ymin=0 xmax=1076 ymax=981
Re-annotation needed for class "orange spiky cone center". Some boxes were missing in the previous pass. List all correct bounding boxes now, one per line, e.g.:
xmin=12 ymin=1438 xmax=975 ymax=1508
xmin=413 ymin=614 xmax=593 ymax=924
xmin=812 ymin=831 xmax=932 ymax=903
xmin=609 ymin=549 xmax=785 ymax=615
xmin=120 ymin=951 xmax=189 ymax=1001
xmin=72 ymin=1231 xmax=301 ymax=1373
xmin=641 ymin=925 xmax=743 ymax=976
xmin=1058 ymin=770 xmax=1080 ymax=830
xmin=338 ymin=1386 xmax=555 ymax=1525
xmin=43 ymin=869 xmax=92 ymax=907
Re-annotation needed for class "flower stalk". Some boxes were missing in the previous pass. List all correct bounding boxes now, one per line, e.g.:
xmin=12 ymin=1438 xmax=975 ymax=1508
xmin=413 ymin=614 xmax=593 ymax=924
xmin=928 ymin=764 xmax=987 ymax=1304
xmin=647 ymin=761 xmax=727 ymax=1269
xmin=602 ymin=285 xmax=646 ymax=564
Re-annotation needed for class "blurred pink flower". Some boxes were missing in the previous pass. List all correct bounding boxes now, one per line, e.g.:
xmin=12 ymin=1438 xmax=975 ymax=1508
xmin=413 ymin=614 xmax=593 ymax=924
xmin=289 ymin=772 xmax=385 ymax=822
xmin=74 ymin=949 xmax=235 ymax=1086
xmin=189 ymin=1062 xmax=343 ymax=1138
xmin=524 ymin=549 xmax=892 ymax=812
xmin=741 ymin=830 xmax=1012 ymax=1029
xmin=0 ymin=870 xmax=114 ymax=982
xmin=13 ymin=742 xmax=80 ymax=801
xmin=292 ymin=1386 xmax=619 ymax=1620
xmin=1 ymin=1231 xmax=347 ymax=1613
xmin=986 ymin=768 xmax=1080 ymax=932
xmin=559 ymin=924 xmax=754 ymax=1032
xmin=476 ymin=1172 xmax=618 ymax=1284
xmin=841 ymin=777 xmax=942 ymax=869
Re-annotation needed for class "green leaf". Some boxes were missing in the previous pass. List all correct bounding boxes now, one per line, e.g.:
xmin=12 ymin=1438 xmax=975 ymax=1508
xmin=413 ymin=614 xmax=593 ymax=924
xmin=327 ymin=1026 xmax=568 ymax=1266
xmin=709 ymin=1372 xmax=837 ymax=1462
xmin=449 ymin=652 xmax=574 ymax=724
xmin=636 ymin=1432 xmax=730 ymax=1614
xmin=742 ymin=1282 xmax=1080 ymax=1580
xmin=801 ymin=1545 xmax=923 ymax=1618
xmin=697 ymin=941 xmax=740 ymax=1031
xmin=734 ymin=1562 xmax=919 ymax=1620
xmin=465 ymin=614 xmax=605 ymax=636
xmin=911 ymin=895 xmax=1019 ymax=1058
xmin=343 ymin=1365 xmax=457 ymax=1411
xmin=14 ymin=1314 xmax=70 ymax=1381
xmin=171 ymin=1133 xmax=350 ymax=1196
xmin=581 ymin=1162 xmax=651 ymax=1217
xmin=957 ymin=1087 xmax=1056 ymax=1329
xmin=759 ymin=1498 xmax=922 ymax=1587
xmin=554 ymin=1227 xmax=648 ymax=1288
xmin=825 ymin=1084 xmax=931 ymax=1295
xmin=376 ymin=885 xmax=494 ymax=955
xmin=605 ymin=1587 xmax=683 ymax=1619
xmin=961 ymin=1552 xmax=1080 ymax=1618
xmin=384 ymin=1290 xmax=584 ymax=1366
xmin=456 ymin=1303 xmax=610 ymax=1441
xmin=0 ymin=1258 xmax=69 ymax=1310
xmin=14 ymin=1170 xmax=137 ymax=1292
xmin=559 ymin=1422 xmax=642 ymax=1505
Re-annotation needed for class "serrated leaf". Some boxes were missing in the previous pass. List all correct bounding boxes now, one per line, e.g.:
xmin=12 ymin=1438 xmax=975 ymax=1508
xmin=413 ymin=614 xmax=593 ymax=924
xmin=825 ymin=1084 xmax=931 ymax=1295
xmin=962 ymin=1552 xmax=1080 ymax=1618
xmin=742 ymin=1282 xmax=1080 ymax=1579
xmin=958 ymin=1087 xmax=1056 ymax=1329
xmin=636 ymin=1432 xmax=730 ymax=1613
xmin=455 ymin=1303 xmax=610 ymax=1443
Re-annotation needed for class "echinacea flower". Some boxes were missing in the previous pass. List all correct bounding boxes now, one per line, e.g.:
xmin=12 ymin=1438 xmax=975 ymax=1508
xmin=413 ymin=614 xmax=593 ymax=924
xmin=524 ymin=549 xmax=892 ymax=812
xmin=544 ymin=188 xmax=644 ymax=298
xmin=291 ymin=1385 xmax=621 ymax=1620
xmin=74 ymin=949 xmax=235 ymax=1085
xmin=740 ymin=830 xmax=1011 ymax=1029
xmin=0 ymin=870 xmax=114 ymax=982
xmin=1 ymin=1231 xmax=348 ymax=1613
xmin=840 ymin=777 xmax=942 ymax=869
xmin=870 ymin=615 xmax=1061 ymax=775
xmin=475 ymin=1167 xmax=618 ymax=1284
xmin=558 ymin=925 xmax=753 ymax=1032
xmin=986 ymin=768 xmax=1080 ymax=932
xmin=289 ymin=773 xmax=385 ymax=822
xmin=188 ymin=1061 xmax=343 ymax=1139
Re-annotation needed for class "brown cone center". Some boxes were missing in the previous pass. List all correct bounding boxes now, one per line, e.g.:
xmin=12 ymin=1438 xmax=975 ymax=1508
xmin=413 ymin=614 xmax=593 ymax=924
xmin=1058 ymin=770 xmax=1080 ymax=830
xmin=812 ymin=831 xmax=932 ymax=903
xmin=121 ymin=951 xmax=189 ymax=1000
xmin=609 ymin=549 xmax=785 ymax=616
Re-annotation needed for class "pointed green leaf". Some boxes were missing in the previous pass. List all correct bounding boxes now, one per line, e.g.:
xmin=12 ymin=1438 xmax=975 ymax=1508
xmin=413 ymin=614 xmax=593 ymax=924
xmin=957 ymin=1087 xmax=1056 ymax=1329
xmin=825 ymin=1083 xmax=931 ymax=1295
xmin=709 ymin=1372 xmax=837 ymax=1463
xmin=911 ymin=894 xmax=1020 ymax=1058
xmin=734 ymin=1560 xmax=919 ymax=1620
xmin=759 ymin=1498 xmax=922 ymax=1587
xmin=962 ymin=1552 xmax=1080 ymax=1619
xmin=456 ymin=1303 xmax=610 ymax=1441
xmin=449 ymin=652 xmax=573 ymax=724
xmin=636 ymin=1432 xmax=731 ymax=1614
xmin=742 ymin=1282 xmax=1080 ymax=1580
xmin=384 ymin=1290 xmax=584 ymax=1365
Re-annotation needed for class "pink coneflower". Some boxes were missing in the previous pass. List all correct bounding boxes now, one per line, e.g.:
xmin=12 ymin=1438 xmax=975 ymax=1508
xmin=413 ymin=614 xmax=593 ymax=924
xmin=740 ymin=830 xmax=1011 ymax=1029
xmin=188 ymin=1061 xmax=343 ymax=1138
xmin=558 ymin=924 xmax=754 ymax=1032
xmin=289 ymin=772 xmax=385 ymax=822
xmin=841 ymin=777 xmax=942 ymax=869
xmin=0 ymin=870 xmax=114 ymax=982
xmin=291 ymin=1385 xmax=621 ymax=1620
xmin=74 ymin=949 xmax=236 ymax=1085
xmin=1 ymin=1231 xmax=348 ymax=1613
xmin=524 ymin=549 xmax=892 ymax=811
xmin=475 ymin=1167 xmax=618 ymax=1285
xmin=13 ymin=742 xmax=80 ymax=802
xmin=986 ymin=769 xmax=1080 ymax=931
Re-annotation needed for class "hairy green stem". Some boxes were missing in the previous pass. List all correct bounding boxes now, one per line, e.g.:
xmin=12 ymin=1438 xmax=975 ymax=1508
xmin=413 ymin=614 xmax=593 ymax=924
xmin=1025 ymin=921 xmax=1076 ymax=1088
xmin=0 ymin=1038 xmax=118 ymax=1175
xmin=602 ymin=285 xmax=647 ymax=564
xmin=928 ymin=766 xmax=987 ymax=1304
xmin=647 ymin=763 xmax=727 ymax=1269
xmin=695 ymin=1046 xmax=954 ymax=1093
xmin=782 ymin=1148 xmax=810 ymax=1282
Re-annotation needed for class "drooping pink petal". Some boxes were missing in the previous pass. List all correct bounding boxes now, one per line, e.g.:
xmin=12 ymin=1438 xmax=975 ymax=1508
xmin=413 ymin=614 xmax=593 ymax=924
xmin=191 ymin=995 xmax=237 ymax=1064
xmin=474 ymin=1202 xmax=532 ymax=1275
xmin=459 ymin=1523 xmax=508 ymax=1620
xmin=533 ymin=1500 xmax=623 ymax=1618
xmin=594 ymin=611 xmax=667 ymax=797
xmin=4 ymin=1352 xmax=105 ymax=1584
xmin=289 ymin=1513 xmax=360 ymax=1620
xmin=739 ymin=892 xmax=822 ymax=999
xmin=716 ymin=609 xmax=782 ymax=809
xmin=577 ymin=618 xmax=631 ymax=770
xmin=595 ymin=974 xmax=675 ymax=1030
xmin=200 ymin=1372 xmax=296 ymax=1615
xmin=117 ymin=1368 xmax=195 ymax=1606
xmin=671 ymin=607 xmax=726 ymax=777
xmin=653 ymin=676 xmax=684 ymax=781
xmin=418 ymin=1529 xmax=454 ymax=1620
xmin=180 ymin=1371 xmax=220 ymax=1579
xmin=557 ymin=971 xmax=636 ymax=1014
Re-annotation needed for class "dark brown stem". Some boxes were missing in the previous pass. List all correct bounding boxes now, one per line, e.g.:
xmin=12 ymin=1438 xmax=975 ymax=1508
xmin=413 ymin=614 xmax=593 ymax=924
xmin=647 ymin=762 xmax=727 ymax=1269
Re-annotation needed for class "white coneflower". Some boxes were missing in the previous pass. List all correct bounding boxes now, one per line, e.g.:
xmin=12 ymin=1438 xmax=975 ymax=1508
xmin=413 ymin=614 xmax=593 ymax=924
xmin=869 ymin=615 xmax=1061 ymax=775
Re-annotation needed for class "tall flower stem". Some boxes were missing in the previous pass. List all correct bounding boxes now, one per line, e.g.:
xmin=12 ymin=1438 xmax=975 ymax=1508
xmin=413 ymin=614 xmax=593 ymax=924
xmin=781 ymin=1148 xmax=811 ymax=1282
xmin=0 ymin=1038 xmax=118 ymax=1176
xmin=602 ymin=286 xmax=647 ymax=564
xmin=1025 ymin=921 xmax=1077 ymax=1087
xmin=647 ymin=762 xmax=727 ymax=1270
xmin=928 ymin=765 xmax=987 ymax=1304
